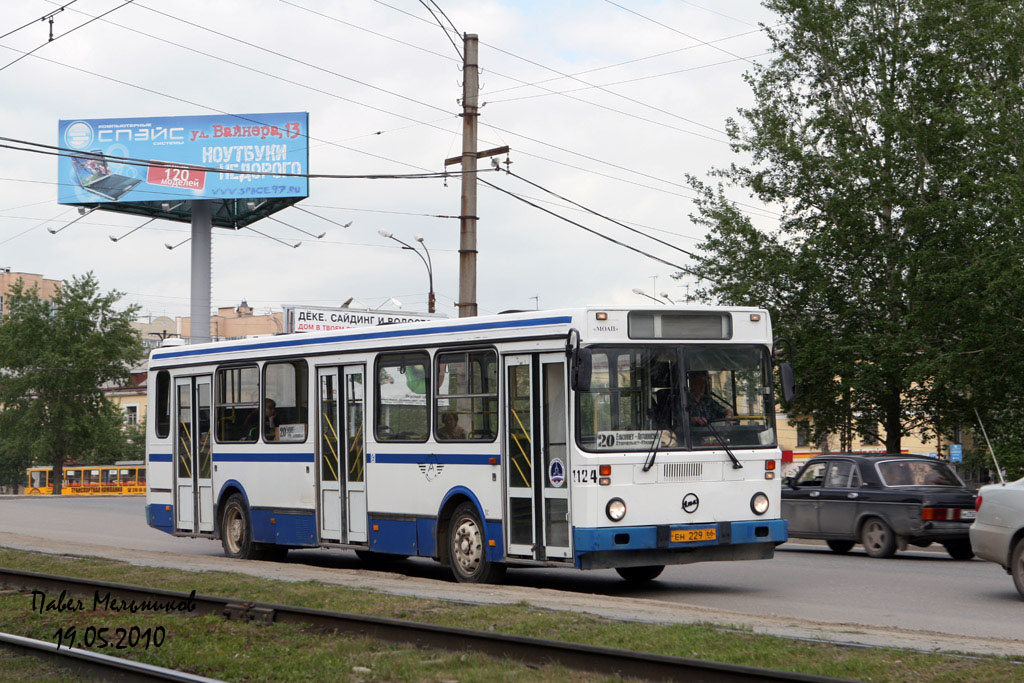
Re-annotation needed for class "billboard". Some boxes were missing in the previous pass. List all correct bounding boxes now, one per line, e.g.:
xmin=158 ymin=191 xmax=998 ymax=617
xmin=57 ymin=112 xmax=309 ymax=206
xmin=283 ymin=305 xmax=442 ymax=333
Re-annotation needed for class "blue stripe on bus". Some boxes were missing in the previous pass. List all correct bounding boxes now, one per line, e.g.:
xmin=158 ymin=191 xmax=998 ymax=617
xmin=212 ymin=452 xmax=315 ymax=463
xmin=372 ymin=453 xmax=500 ymax=465
xmin=151 ymin=315 xmax=573 ymax=359
xmin=148 ymin=453 xmax=172 ymax=462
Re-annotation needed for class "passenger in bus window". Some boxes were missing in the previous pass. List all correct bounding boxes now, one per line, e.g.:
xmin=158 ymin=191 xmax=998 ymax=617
xmin=438 ymin=412 xmax=467 ymax=440
xmin=264 ymin=399 xmax=278 ymax=439
xmin=687 ymin=371 xmax=732 ymax=426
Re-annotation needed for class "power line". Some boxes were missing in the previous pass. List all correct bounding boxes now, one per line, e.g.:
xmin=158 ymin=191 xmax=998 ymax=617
xmin=0 ymin=0 xmax=134 ymax=74
xmin=12 ymin=5 xmax=777 ymax=224
xmin=480 ymin=177 xmax=695 ymax=274
xmin=603 ymin=0 xmax=755 ymax=65
xmin=370 ymin=0 xmax=733 ymax=141
xmin=122 ymin=1 xmax=456 ymax=119
xmin=487 ymin=52 xmax=768 ymax=105
xmin=0 ymin=44 xmax=438 ymax=174
xmin=502 ymin=169 xmax=700 ymax=259
xmin=483 ymin=24 xmax=773 ymax=98
xmin=0 ymin=136 xmax=496 ymax=180
xmin=0 ymin=1 xmax=78 ymax=41
xmin=674 ymin=0 xmax=760 ymax=27
xmin=415 ymin=0 xmax=462 ymax=59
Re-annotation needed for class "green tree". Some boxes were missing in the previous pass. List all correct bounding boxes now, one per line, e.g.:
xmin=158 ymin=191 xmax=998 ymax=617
xmin=0 ymin=273 xmax=143 ymax=492
xmin=687 ymin=0 xmax=1024 ymax=458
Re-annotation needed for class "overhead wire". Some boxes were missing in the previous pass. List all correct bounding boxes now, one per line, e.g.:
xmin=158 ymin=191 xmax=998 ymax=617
xmin=0 ymin=1 xmax=78 ymax=41
xmin=487 ymin=52 xmax=769 ymax=104
xmin=502 ymin=169 xmax=699 ymax=258
xmin=480 ymin=177 xmax=698 ymax=274
xmin=14 ymin=0 xmax=781 ymax=229
xmin=0 ymin=136 xmax=497 ymax=180
xmin=0 ymin=0 xmax=134 ymax=73
xmin=483 ymin=23 xmax=775 ymax=97
xmin=603 ymin=0 xmax=756 ymax=65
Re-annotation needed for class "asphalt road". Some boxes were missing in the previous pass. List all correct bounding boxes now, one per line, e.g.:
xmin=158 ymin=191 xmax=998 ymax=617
xmin=1 ymin=495 xmax=1020 ymax=643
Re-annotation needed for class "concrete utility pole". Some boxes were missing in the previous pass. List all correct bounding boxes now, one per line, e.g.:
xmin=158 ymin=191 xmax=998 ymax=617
xmin=446 ymin=34 xmax=507 ymax=318
xmin=190 ymin=200 xmax=212 ymax=343
xmin=458 ymin=34 xmax=480 ymax=318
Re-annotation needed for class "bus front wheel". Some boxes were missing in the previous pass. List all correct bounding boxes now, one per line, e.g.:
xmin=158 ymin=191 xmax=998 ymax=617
xmin=615 ymin=565 xmax=664 ymax=582
xmin=448 ymin=502 xmax=505 ymax=583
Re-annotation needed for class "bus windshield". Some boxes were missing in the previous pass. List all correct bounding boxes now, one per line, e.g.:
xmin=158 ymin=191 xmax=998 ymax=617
xmin=578 ymin=345 xmax=775 ymax=451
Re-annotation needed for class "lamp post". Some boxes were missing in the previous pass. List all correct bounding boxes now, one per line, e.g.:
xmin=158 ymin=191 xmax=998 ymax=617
xmin=660 ymin=292 xmax=676 ymax=304
xmin=379 ymin=230 xmax=436 ymax=313
xmin=632 ymin=288 xmax=666 ymax=305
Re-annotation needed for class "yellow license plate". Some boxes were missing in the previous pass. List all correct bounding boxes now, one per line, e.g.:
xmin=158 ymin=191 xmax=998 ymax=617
xmin=671 ymin=528 xmax=717 ymax=543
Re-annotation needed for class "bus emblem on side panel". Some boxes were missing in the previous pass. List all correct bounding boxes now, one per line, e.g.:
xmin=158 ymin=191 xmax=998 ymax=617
xmin=418 ymin=455 xmax=444 ymax=482
xmin=682 ymin=493 xmax=699 ymax=514
xmin=549 ymin=458 xmax=565 ymax=488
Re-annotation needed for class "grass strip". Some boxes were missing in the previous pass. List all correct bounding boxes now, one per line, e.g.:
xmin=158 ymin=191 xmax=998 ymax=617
xmin=0 ymin=548 xmax=1020 ymax=682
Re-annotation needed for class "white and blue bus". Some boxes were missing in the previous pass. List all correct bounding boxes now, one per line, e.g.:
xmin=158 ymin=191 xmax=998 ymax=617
xmin=145 ymin=306 xmax=793 ymax=582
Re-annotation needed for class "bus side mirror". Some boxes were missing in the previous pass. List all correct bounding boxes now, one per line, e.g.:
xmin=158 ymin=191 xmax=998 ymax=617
xmin=572 ymin=348 xmax=592 ymax=392
xmin=779 ymin=362 xmax=796 ymax=403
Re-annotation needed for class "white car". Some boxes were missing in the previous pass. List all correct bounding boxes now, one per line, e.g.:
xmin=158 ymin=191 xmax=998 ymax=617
xmin=970 ymin=477 xmax=1024 ymax=599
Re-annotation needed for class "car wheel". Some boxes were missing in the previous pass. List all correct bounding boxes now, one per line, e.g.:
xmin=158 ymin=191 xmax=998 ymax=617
xmin=860 ymin=517 xmax=897 ymax=558
xmin=220 ymin=493 xmax=264 ymax=560
xmin=1012 ymin=538 xmax=1024 ymax=601
xmin=826 ymin=540 xmax=855 ymax=554
xmin=448 ymin=502 xmax=505 ymax=583
xmin=615 ymin=565 xmax=665 ymax=583
xmin=943 ymin=540 xmax=974 ymax=560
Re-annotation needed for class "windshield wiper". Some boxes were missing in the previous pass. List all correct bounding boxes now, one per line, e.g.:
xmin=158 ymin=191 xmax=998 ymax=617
xmin=703 ymin=417 xmax=743 ymax=470
xmin=642 ymin=428 xmax=663 ymax=473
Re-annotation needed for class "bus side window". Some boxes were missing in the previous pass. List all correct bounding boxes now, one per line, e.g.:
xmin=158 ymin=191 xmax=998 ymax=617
xmin=155 ymin=370 xmax=171 ymax=439
xmin=102 ymin=469 xmax=117 ymax=485
xmin=263 ymin=360 xmax=309 ymax=443
xmin=119 ymin=469 xmax=133 ymax=484
xmin=216 ymin=366 xmax=259 ymax=443
xmin=435 ymin=350 xmax=498 ymax=442
xmin=137 ymin=468 xmax=147 ymax=484
xmin=376 ymin=352 xmax=430 ymax=442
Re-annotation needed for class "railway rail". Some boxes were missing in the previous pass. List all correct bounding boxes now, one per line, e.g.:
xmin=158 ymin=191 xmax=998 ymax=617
xmin=0 ymin=567 xmax=850 ymax=682
xmin=0 ymin=630 xmax=221 ymax=682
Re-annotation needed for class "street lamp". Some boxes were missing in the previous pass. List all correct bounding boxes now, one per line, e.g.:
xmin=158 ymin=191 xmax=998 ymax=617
xmin=379 ymin=229 xmax=435 ymax=313
xmin=660 ymin=292 xmax=676 ymax=304
xmin=632 ymin=288 xmax=666 ymax=305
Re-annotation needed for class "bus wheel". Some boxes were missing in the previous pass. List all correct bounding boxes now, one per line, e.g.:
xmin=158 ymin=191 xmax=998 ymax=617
xmin=220 ymin=494 xmax=260 ymax=560
xmin=448 ymin=502 xmax=505 ymax=583
xmin=615 ymin=565 xmax=664 ymax=583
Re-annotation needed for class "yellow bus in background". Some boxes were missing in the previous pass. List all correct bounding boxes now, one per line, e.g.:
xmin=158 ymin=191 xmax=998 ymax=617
xmin=25 ymin=461 xmax=146 ymax=495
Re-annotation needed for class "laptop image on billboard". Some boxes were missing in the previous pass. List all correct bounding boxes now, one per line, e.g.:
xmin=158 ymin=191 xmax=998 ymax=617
xmin=71 ymin=151 xmax=141 ymax=201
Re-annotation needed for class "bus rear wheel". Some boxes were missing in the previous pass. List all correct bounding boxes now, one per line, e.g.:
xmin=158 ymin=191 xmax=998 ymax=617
xmin=615 ymin=565 xmax=664 ymax=583
xmin=221 ymin=493 xmax=263 ymax=560
xmin=448 ymin=502 xmax=505 ymax=583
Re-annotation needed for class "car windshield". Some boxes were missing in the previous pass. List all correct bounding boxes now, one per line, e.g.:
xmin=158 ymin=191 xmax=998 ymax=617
xmin=876 ymin=459 xmax=963 ymax=487
xmin=577 ymin=345 xmax=775 ymax=451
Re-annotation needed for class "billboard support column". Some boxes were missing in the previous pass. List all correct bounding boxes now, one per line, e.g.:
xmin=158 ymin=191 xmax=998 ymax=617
xmin=190 ymin=200 xmax=212 ymax=344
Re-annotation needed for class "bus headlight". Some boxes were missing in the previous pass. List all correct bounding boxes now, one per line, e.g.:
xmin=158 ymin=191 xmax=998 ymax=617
xmin=750 ymin=492 xmax=769 ymax=516
xmin=606 ymin=498 xmax=627 ymax=522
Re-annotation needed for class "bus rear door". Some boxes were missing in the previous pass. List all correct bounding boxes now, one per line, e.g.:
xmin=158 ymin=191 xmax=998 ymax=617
xmin=174 ymin=375 xmax=214 ymax=534
xmin=317 ymin=364 xmax=367 ymax=544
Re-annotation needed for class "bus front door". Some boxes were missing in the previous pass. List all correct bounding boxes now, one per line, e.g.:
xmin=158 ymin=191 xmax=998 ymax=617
xmin=174 ymin=375 xmax=213 ymax=534
xmin=317 ymin=365 xmax=367 ymax=544
xmin=504 ymin=353 xmax=572 ymax=561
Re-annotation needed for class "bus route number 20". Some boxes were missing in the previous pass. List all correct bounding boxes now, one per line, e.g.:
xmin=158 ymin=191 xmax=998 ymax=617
xmin=572 ymin=468 xmax=598 ymax=484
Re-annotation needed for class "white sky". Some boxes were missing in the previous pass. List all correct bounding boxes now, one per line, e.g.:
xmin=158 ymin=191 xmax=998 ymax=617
xmin=0 ymin=0 xmax=780 ymax=320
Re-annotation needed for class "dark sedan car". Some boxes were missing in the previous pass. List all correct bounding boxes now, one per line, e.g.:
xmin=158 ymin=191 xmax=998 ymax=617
xmin=782 ymin=455 xmax=976 ymax=559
